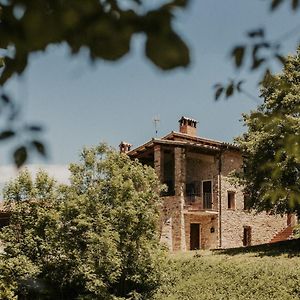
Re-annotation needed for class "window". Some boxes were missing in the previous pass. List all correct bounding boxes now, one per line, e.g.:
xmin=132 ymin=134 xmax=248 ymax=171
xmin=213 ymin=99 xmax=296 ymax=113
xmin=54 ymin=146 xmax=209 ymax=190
xmin=243 ymin=193 xmax=250 ymax=210
xmin=243 ymin=226 xmax=251 ymax=246
xmin=202 ymin=180 xmax=212 ymax=209
xmin=227 ymin=191 xmax=235 ymax=209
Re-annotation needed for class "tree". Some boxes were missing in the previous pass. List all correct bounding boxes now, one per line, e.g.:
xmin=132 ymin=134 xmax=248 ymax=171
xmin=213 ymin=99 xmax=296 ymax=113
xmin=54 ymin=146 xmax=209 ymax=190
xmin=235 ymin=49 xmax=300 ymax=215
xmin=0 ymin=144 xmax=165 ymax=299
xmin=0 ymin=1 xmax=300 ymax=167
xmin=0 ymin=0 xmax=190 ymax=166
xmin=0 ymin=0 xmax=190 ymax=85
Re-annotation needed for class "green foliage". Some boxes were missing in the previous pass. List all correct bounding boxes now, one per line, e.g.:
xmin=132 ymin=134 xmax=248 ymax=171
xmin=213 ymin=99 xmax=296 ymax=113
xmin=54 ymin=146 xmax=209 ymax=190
xmin=215 ymin=1 xmax=300 ymax=101
xmin=293 ymin=225 xmax=300 ymax=238
xmin=154 ymin=249 xmax=300 ymax=300
xmin=0 ymin=0 xmax=190 ymax=168
xmin=235 ymin=49 xmax=300 ymax=214
xmin=270 ymin=0 xmax=300 ymax=11
xmin=0 ymin=0 xmax=190 ymax=86
xmin=0 ymin=144 xmax=166 ymax=299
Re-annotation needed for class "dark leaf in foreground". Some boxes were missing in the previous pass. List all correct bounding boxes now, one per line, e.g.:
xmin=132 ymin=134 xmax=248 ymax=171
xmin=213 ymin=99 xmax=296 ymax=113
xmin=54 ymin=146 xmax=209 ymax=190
xmin=26 ymin=125 xmax=43 ymax=132
xmin=232 ymin=46 xmax=245 ymax=68
xmin=247 ymin=28 xmax=264 ymax=38
xmin=292 ymin=0 xmax=299 ymax=10
xmin=0 ymin=57 xmax=4 ymax=67
xmin=251 ymin=57 xmax=265 ymax=70
xmin=215 ymin=87 xmax=224 ymax=101
xmin=31 ymin=140 xmax=46 ymax=156
xmin=236 ymin=80 xmax=245 ymax=92
xmin=1 ymin=94 xmax=10 ymax=104
xmin=271 ymin=0 xmax=284 ymax=11
xmin=145 ymin=32 xmax=190 ymax=70
xmin=226 ymin=83 xmax=234 ymax=98
xmin=14 ymin=146 xmax=27 ymax=168
xmin=0 ymin=130 xmax=15 ymax=140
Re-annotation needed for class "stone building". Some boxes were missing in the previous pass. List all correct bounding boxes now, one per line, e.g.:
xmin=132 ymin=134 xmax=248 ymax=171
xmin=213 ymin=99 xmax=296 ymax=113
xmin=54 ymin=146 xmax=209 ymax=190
xmin=125 ymin=116 xmax=296 ymax=251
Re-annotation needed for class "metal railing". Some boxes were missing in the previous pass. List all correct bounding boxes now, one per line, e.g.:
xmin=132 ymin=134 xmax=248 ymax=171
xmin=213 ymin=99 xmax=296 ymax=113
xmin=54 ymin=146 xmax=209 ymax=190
xmin=185 ymin=192 xmax=213 ymax=210
xmin=185 ymin=182 xmax=201 ymax=202
xmin=203 ymin=193 xmax=212 ymax=209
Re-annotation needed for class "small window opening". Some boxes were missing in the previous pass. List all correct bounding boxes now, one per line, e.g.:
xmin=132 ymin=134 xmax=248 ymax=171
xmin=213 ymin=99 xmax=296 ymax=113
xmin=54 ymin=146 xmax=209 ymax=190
xmin=243 ymin=226 xmax=251 ymax=247
xmin=243 ymin=193 xmax=250 ymax=210
xmin=227 ymin=191 xmax=235 ymax=209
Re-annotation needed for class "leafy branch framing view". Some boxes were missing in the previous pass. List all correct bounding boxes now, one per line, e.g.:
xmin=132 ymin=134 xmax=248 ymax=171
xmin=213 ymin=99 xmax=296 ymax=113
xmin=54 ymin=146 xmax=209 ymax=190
xmin=0 ymin=1 xmax=299 ymax=213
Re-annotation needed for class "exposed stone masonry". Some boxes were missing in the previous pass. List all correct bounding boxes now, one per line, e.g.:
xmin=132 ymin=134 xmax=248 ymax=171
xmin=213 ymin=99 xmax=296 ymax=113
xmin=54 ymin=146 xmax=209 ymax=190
xmin=129 ymin=117 xmax=296 ymax=251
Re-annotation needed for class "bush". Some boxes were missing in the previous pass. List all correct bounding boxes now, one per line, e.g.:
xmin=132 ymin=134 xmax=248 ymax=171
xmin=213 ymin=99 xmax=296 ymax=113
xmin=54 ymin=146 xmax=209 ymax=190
xmin=0 ymin=144 xmax=166 ymax=299
xmin=154 ymin=250 xmax=300 ymax=300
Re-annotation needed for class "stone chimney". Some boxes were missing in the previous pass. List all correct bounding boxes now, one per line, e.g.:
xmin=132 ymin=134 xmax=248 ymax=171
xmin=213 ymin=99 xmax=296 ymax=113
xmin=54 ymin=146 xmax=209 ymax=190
xmin=178 ymin=116 xmax=198 ymax=136
xmin=119 ymin=141 xmax=132 ymax=153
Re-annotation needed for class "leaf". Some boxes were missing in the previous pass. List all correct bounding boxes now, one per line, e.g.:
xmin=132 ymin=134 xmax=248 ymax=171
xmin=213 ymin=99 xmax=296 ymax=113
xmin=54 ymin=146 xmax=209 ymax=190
xmin=163 ymin=0 xmax=189 ymax=9
xmin=236 ymin=80 xmax=245 ymax=92
xmin=271 ymin=0 xmax=284 ymax=10
xmin=275 ymin=54 xmax=286 ymax=65
xmin=247 ymin=28 xmax=264 ymax=38
xmin=1 ymin=94 xmax=10 ymax=104
xmin=14 ymin=146 xmax=27 ymax=168
xmin=0 ymin=130 xmax=15 ymax=140
xmin=0 ymin=57 xmax=4 ymax=68
xmin=25 ymin=125 xmax=43 ymax=132
xmin=145 ymin=31 xmax=190 ymax=70
xmin=251 ymin=58 xmax=265 ymax=70
xmin=232 ymin=46 xmax=245 ymax=68
xmin=31 ymin=140 xmax=46 ymax=156
xmin=260 ymin=68 xmax=276 ymax=87
xmin=225 ymin=83 xmax=234 ymax=98
xmin=215 ymin=87 xmax=224 ymax=101
xmin=292 ymin=0 xmax=299 ymax=10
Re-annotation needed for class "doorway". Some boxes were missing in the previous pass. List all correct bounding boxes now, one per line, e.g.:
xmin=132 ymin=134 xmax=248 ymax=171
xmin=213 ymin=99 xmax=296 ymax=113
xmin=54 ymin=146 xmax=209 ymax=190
xmin=190 ymin=223 xmax=200 ymax=250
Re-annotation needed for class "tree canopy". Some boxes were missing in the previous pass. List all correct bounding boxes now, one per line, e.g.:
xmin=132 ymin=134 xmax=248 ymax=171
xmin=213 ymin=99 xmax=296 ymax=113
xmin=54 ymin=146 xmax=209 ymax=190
xmin=0 ymin=144 xmax=166 ymax=299
xmin=0 ymin=0 xmax=190 ymax=166
xmin=235 ymin=48 xmax=300 ymax=215
xmin=0 ymin=0 xmax=190 ymax=86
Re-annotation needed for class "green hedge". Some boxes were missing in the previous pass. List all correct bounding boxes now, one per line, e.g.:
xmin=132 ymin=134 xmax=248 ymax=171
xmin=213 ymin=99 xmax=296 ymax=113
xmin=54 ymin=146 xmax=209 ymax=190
xmin=154 ymin=249 xmax=300 ymax=300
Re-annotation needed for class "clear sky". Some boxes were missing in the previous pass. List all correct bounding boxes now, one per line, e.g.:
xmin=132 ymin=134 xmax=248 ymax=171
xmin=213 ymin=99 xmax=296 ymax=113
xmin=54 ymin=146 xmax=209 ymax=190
xmin=2 ymin=0 xmax=300 ymax=167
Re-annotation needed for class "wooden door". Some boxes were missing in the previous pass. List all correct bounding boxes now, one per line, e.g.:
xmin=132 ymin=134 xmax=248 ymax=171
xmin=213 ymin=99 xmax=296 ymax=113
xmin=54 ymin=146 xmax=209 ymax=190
xmin=190 ymin=223 xmax=200 ymax=250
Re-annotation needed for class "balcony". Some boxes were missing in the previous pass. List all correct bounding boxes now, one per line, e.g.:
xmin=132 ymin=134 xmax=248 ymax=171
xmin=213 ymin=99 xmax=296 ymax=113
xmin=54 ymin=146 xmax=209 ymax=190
xmin=185 ymin=193 xmax=212 ymax=209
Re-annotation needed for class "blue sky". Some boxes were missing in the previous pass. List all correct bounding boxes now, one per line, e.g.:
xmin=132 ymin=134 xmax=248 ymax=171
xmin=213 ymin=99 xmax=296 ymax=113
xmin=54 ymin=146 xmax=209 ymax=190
xmin=2 ymin=0 xmax=300 ymax=166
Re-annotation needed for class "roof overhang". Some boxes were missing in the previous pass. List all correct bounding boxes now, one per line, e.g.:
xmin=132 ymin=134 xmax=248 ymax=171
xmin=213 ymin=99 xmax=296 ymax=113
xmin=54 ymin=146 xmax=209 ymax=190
xmin=127 ymin=132 xmax=239 ymax=157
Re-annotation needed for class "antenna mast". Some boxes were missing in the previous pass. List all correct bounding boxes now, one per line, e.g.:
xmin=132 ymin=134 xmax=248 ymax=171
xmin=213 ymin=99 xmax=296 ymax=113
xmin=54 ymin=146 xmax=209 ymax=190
xmin=153 ymin=116 xmax=160 ymax=138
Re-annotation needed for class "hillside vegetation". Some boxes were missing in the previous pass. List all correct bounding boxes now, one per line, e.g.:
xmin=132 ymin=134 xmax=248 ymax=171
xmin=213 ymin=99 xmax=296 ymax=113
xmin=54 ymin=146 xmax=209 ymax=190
xmin=154 ymin=239 xmax=300 ymax=300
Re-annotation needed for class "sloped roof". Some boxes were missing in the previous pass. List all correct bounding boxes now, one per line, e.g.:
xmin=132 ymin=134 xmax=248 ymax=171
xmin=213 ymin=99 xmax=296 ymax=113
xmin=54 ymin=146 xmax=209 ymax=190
xmin=128 ymin=131 xmax=239 ymax=156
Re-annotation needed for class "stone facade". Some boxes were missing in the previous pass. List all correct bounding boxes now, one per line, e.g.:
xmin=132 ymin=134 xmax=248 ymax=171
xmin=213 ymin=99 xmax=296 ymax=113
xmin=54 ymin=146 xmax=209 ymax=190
xmin=128 ymin=117 xmax=296 ymax=251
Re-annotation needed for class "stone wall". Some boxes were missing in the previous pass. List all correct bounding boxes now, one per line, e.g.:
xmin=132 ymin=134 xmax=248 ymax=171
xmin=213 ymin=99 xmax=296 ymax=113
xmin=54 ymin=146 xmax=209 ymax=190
xmin=160 ymin=196 xmax=184 ymax=251
xmin=220 ymin=151 xmax=288 ymax=248
xmin=160 ymin=195 xmax=219 ymax=251
xmin=186 ymin=152 xmax=219 ymax=210
xmin=158 ymin=147 xmax=291 ymax=251
xmin=184 ymin=214 xmax=218 ymax=250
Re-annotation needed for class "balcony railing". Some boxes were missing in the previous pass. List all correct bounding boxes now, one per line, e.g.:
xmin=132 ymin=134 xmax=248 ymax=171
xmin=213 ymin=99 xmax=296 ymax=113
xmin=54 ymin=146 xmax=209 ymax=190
xmin=186 ymin=182 xmax=201 ymax=199
xmin=203 ymin=193 xmax=212 ymax=209
xmin=185 ymin=192 xmax=213 ymax=210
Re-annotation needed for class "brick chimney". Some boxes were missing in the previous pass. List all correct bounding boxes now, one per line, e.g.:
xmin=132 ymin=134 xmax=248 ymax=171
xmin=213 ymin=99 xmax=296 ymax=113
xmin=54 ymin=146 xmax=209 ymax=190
xmin=179 ymin=116 xmax=198 ymax=136
xmin=119 ymin=141 xmax=132 ymax=153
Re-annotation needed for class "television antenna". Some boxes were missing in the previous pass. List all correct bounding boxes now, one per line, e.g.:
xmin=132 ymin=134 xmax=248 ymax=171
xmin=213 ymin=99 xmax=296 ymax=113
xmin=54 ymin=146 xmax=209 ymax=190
xmin=153 ymin=116 xmax=160 ymax=138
